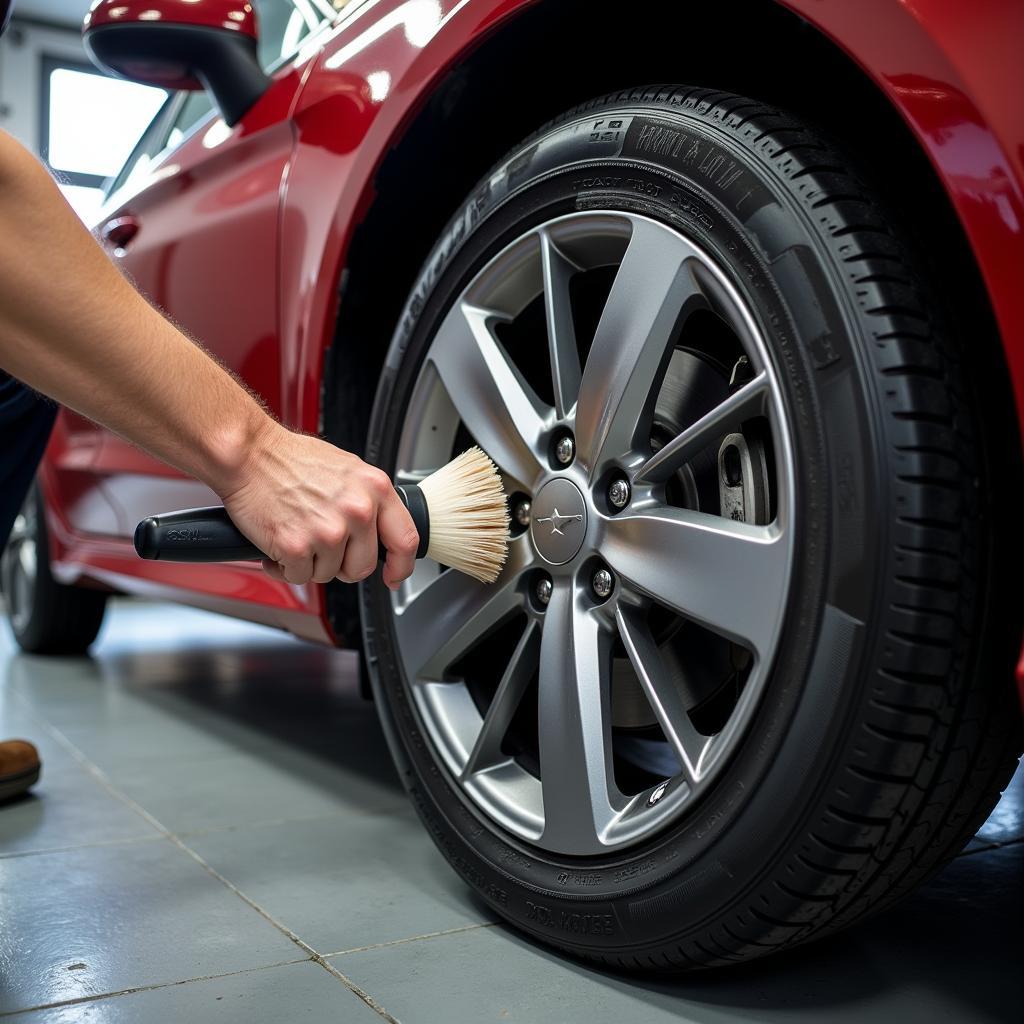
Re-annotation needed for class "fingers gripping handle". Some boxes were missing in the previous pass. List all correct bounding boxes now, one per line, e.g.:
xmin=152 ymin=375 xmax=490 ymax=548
xmin=133 ymin=486 xmax=430 ymax=564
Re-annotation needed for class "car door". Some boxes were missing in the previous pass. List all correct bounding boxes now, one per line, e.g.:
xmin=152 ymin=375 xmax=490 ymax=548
xmin=86 ymin=0 xmax=333 ymax=536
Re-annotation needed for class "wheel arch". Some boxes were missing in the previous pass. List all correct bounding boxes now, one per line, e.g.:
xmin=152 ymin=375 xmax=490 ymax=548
xmin=317 ymin=0 xmax=1022 ymax=642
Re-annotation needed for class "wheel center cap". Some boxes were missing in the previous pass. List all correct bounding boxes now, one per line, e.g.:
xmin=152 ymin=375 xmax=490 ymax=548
xmin=530 ymin=478 xmax=587 ymax=565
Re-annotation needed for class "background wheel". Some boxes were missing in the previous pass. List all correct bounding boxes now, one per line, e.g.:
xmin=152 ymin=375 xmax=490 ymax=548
xmin=361 ymin=87 xmax=1022 ymax=969
xmin=1 ymin=483 xmax=108 ymax=655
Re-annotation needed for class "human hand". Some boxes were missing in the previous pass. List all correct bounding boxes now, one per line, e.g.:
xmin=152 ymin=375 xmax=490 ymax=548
xmin=219 ymin=424 xmax=418 ymax=589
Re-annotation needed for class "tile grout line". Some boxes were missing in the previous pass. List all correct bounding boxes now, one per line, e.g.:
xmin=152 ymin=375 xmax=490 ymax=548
xmin=172 ymin=806 xmax=411 ymax=839
xmin=12 ymin=694 xmax=402 ymax=1024
xmin=0 ymin=957 xmax=314 ymax=1019
xmin=0 ymin=832 xmax=167 ymax=861
xmin=306 ymin=958 xmax=401 ymax=1024
xmin=0 ymin=804 xmax=408 ymax=861
xmin=323 ymin=921 xmax=501 ymax=958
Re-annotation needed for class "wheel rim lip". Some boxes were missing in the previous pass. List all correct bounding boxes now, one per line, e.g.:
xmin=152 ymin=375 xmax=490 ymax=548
xmin=388 ymin=209 xmax=797 ymax=855
xmin=2 ymin=500 xmax=37 ymax=635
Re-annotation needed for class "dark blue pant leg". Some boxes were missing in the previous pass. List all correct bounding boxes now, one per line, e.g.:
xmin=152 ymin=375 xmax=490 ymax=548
xmin=0 ymin=373 xmax=58 ymax=549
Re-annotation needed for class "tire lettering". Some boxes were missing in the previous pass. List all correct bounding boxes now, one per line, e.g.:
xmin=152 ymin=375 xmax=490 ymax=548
xmin=809 ymin=332 xmax=841 ymax=369
xmin=623 ymin=177 xmax=661 ymax=197
xmin=589 ymin=118 xmax=625 ymax=144
xmin=697 ymin=150 xmax=725 ymax=179
xmin=636 ymin=122 xmax=685 ymax=158
xmin=555 ymin=870 xmax=603 ymax=887
xmin=624 ymin=118 xmax=775 ymax=218
xmin=525 ymin=901 xmax=615 ymax=935
xmin=613 ymin=859 xmax=656 ymax=884
xmin=572 ymin=176 xmax=622 ymax=190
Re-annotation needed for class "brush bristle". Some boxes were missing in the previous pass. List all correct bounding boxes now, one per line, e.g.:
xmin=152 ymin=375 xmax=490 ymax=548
xmin=419 ymin=447 xmax=509 ymax=584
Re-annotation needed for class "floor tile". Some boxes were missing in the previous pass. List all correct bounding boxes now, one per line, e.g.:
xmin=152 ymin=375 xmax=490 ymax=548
xmin=338 ymin=845 xmax=1024 ymax=1024
xmin=108 ymin=750 xmax=375 ymax=833
xmin=3 ymin=602 xmax=1021 ymax=1024
xmin=0 ymin=694 xmax=161 ymax=856
xmin=4 ymin=603 xmax=407 ymax=829
xmin=186 ymin=813 xmax=495 ymax=955
xmin=0 ymin=752 xmax=160 ymax=857
xmin=4 ymin=653 xmax=179 ymax=734
xmin=45 ymin=715 xmax=242 ymax=775
xmin=0 ymin=689 xmax=68 ymax=766
xmin=0 ymin=838 xmax=300 ymax=1015
xmin=12 ymin=960 xmax=382 ymax=1023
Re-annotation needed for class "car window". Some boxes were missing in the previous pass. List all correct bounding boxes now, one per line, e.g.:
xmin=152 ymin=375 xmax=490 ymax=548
xmin=103 ymin=94 xmax=180 ymax=200
xmin=164 ymin=92 xmax=216 ymax=153
xmin=257 ymin=0 xmax=320 ymax=69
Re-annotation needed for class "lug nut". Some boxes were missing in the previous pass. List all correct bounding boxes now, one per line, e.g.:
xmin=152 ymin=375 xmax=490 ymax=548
xmin=592 ymin=568 xmax=614 ymax=600
xmin=608 ymin=478 xmax=630 ymax=509
xmin=555 ymin=435 xmax=575 ymax=466
xmin=536 ymin=577 xmax=553 ymax=605
xmin=513 ymin=499 xmax=531 ymax=527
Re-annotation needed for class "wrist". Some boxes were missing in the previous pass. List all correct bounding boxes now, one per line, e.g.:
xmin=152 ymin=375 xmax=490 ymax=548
xmin=202 ymin=403 xmax=282 ymax=499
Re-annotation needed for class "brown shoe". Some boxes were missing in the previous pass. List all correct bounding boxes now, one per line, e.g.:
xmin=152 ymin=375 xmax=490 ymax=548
xmin=0 ymin=739 xmax=41 ymax=802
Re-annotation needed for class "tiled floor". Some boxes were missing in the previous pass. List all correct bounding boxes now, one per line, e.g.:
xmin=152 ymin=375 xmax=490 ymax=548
xmin=0 ymin=601 xmax=1021 ymax=1023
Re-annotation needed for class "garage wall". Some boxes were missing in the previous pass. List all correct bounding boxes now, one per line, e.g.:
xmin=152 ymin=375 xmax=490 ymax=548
xmin=0 ymin=17 xmax=86 ymax=153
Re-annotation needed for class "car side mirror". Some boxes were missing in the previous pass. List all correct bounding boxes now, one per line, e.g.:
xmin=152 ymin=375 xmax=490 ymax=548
xmin=83 ymin=0 xmax=269 ymax=127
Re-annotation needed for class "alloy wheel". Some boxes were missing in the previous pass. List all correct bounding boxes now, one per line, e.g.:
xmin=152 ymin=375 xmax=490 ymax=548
xmin=390 ymin=211 xmax=796 ymax=855
xmin=1 ymin=493 xmax=37 ymax=636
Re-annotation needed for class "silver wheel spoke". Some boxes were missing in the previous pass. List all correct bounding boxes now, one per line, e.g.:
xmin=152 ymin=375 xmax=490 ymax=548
xmin=575 ymin=220 xmax=704 ymax=479
xmin=393 ymin=468 xmax=434 ymax=487
xmin=428 ymin=302 xmax=548 ymax=492
xmin=537 ymin=584 xmax=618 ymax=852
xmin=6 ymin=513 xmax=28 ymax=545
xmin=395 ymin=536 xmax=532 ymax=680
xmin=635 ymin=372 xmax=770 ymax=484
xmin=616 ymin=605 xmax=710 ymax=784
xmin=604 ymin=508 xmax=787 ymax=657
xmin=17 ymin=538 xmax=36 ymax=582
xmin=462 ymin=621 xmax=540 ymax=777
xmin=539 ymin=229 xmax=582 ymax=419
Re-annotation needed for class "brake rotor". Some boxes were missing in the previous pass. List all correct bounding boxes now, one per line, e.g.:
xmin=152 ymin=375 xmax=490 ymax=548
xmin=611 ymin=349 xmax=770 ymax=737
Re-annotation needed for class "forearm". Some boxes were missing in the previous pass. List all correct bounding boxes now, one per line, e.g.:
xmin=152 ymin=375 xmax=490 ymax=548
xmin=0 ymin=131 xmax=419 ymax=588
xmin=0 ymin=131 xmax=269 ymax=495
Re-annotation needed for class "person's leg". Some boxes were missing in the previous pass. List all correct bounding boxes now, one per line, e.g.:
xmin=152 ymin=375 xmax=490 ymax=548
xmin=0 ymin=372 xmax=56 ymax=801
xmin=0 ymin=372 xmax=57 ymax=542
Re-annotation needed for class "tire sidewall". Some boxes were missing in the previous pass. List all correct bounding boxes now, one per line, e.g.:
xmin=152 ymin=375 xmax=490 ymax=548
xmin=362 ymin=95 xmax=885 ymax=953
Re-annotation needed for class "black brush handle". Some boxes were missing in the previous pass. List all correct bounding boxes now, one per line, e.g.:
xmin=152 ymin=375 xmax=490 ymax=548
xmin=133 ymin=486 xmax=430 ymax=564
xmin=134 ymin=507 xmax=261 ymax=562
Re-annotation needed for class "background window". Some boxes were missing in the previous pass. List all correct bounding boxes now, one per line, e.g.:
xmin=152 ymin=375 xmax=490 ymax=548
xmin=40 ymin=59 xmax=167 ymax=222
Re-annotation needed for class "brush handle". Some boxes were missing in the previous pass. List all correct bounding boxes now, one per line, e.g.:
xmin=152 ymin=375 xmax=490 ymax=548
xmin=133 ymin=507 xmax=262 ymax=562
xmin=133 ymin=486 xmax=430 ymax=564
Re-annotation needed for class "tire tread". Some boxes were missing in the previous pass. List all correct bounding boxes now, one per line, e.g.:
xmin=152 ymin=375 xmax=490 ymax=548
xmin=529 ymin=85 xmax=1020 ymax=969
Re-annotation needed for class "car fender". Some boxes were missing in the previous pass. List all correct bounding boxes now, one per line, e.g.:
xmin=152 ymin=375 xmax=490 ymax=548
xmin=281 ymin=0 xmax=1023 ymax=441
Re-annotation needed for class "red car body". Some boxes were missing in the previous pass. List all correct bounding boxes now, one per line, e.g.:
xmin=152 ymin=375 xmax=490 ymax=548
xmin=41 ymin=0 xmax=1024 ymax=690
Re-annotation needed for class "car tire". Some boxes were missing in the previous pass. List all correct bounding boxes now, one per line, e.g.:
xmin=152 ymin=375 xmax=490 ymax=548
xmin=1 ymin=483 xmax=108 ymax=655
xmin=361 ymin=87 xmax=1022 ymax=968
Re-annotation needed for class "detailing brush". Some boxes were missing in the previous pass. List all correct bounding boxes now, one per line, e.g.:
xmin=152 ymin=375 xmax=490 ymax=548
xmin=133 ymin=446 xmax=510 ymax=584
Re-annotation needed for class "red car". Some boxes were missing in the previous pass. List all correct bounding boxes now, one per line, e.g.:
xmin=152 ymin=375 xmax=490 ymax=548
xmin=4 ymin=0 xmax=1022 ymax=969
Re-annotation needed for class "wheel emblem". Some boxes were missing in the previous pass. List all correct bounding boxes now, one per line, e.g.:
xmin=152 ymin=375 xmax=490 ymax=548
xmin=530 ymin=479 xmax=588 ymax=565
xmin=534 ymin=508 xmax=583 ymax=536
